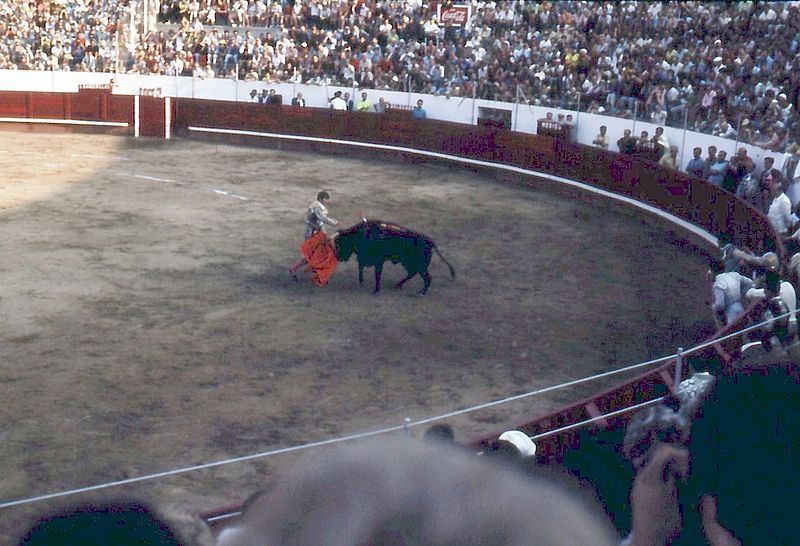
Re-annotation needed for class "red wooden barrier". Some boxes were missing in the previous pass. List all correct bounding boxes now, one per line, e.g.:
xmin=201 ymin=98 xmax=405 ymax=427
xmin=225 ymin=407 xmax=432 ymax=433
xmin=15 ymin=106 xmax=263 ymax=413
xmin=139 ymin=96 xmax=166 ymax=137
xmin=0 ymin=89 xmax=134 ymax=134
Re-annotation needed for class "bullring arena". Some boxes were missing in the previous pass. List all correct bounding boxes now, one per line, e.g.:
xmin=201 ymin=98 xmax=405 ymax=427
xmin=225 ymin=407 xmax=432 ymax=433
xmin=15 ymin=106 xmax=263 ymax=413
xmin=0 ymin=123 xmax=717 ymax=535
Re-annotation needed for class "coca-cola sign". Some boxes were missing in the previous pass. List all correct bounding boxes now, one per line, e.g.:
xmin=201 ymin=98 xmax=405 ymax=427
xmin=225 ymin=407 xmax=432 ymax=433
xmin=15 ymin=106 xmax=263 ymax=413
xmin=437 ymin=5 xmax=471 ymax=27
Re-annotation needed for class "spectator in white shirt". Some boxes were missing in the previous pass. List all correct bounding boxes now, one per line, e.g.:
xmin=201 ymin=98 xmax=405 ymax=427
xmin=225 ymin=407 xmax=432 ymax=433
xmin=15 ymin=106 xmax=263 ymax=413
xmin=592 ymin=125 xmax=609 ymax=149
xmin=767 ymin=173 xmax=799 ymax=238
xmin=783 ymin=149 xmax=800 ymax=207
xmin=714 ymin=121 xmax=737 ymax=139
xmin=650 ymin=105 xmax=667 ymax=125
xmin=329 ymin=90 xmax=347 ymax=110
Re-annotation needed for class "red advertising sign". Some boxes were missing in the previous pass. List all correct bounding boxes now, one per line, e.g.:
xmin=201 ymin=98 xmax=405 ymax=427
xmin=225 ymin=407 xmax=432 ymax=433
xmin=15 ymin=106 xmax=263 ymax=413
xmin=437 ymin=4 xmax=472 ymax=27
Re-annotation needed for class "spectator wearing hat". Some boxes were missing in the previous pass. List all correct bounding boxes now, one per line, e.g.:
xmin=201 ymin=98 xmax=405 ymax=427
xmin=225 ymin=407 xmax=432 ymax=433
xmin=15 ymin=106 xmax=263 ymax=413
xmin=738 ymin=119 xmax=755 ymax=143
xmin=777 ymin=93 xmax=793 ymax=119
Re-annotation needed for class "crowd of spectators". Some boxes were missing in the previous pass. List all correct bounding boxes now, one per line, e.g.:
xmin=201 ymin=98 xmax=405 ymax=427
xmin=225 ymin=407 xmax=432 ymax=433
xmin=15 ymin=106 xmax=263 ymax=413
xmin=2 ymin=1 xmax=800 ymax=151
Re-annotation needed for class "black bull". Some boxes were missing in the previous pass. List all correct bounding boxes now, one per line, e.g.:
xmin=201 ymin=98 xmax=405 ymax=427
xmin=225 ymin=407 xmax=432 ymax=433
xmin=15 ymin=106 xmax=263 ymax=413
xmin=334 ymin=220 xmax=456 ymax=294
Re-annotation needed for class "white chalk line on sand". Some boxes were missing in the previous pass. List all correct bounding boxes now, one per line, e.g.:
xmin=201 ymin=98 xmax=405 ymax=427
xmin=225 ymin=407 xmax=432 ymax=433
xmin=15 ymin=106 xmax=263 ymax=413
xmin=211 ymin=188 xmax=249 ymax=201
xmin=69 ymin=153 xmax=130 ymax=162
xmin=116 ymin=171 xmax=255 ymax=202
xmin=133 ymin=174 xmax=180 ymax=184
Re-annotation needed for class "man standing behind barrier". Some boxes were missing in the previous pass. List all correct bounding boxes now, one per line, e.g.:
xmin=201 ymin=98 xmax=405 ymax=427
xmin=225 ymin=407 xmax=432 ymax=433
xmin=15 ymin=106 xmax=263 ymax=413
xmin=686 ymin=147 xmax=705 ymax=178
xmin=706 ymin=151 xmax=729 ymax=188
xmin=702 ymin=146 xmax=718 ymax=180
xmin=767 ymin=174 xmax=800 ymax=253
xmin=728 ymin=148 xmax=756 ymax=191
xmin=413 ymin=99 xmax=427 ymax=119
xmin=356 ymin=92 xmax=372 ymax=112
xmin=617 ymin=129 xmax=637 ymax=154
xmin=329 ymin=91 xmax=347 ymax=110
xmin=659 ymin=146 xmax=680 ymax=170
xmin=593 ymin=125 xmax=609 ymax=149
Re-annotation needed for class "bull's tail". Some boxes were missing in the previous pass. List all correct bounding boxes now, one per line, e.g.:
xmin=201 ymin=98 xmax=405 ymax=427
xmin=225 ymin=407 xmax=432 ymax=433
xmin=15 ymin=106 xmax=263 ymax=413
xmin=433 ymin=245 xmax=456 ymax=279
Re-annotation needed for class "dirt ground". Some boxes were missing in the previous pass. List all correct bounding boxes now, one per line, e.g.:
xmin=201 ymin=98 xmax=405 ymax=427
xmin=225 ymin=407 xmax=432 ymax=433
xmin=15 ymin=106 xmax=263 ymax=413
xmin=0 ymin=131 xmax=714 ymax=538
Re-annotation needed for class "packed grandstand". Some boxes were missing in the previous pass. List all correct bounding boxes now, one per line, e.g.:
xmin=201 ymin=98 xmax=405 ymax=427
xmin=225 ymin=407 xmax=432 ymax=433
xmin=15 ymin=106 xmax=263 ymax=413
xmin=1 ymin=0 xmax=799 ymax=151
xmin=5 ymin=1 xmax=800 ymax=545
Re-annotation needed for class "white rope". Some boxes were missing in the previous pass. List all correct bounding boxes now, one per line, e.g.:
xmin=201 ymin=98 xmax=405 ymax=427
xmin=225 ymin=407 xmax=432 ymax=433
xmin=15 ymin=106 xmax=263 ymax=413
xmin=409 ymin=353 xmax=674 ymax=429
xmin=0 ymin=350 xmax=677 ymax=510
xmin=684 ymin=307 xmax=796 ymax=356
xmin=205 ymin=396 xmax=669 ymax=526
xmin=0 ymin=423 xmax=407 ymax=510
xmin=530 ymin=397 xmax=666 ymax=440
xmin=3 ymin=306 xmax=792 ymax=511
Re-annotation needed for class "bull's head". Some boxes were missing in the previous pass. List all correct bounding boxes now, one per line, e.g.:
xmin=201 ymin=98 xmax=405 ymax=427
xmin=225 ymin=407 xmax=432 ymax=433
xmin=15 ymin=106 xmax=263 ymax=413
xmin=334 ymin=220 xmax=372 ymax=262
xmin=334 ymin=231 xmax=357 ymax=262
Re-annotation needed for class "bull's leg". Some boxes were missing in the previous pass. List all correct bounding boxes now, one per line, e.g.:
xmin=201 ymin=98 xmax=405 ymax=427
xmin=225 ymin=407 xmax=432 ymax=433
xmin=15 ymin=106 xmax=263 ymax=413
xmin=373 ymin=263 xmax=383 ymax=295
xmin=420 ymin=270 xmax=432 ymax=295
xmin=395 ymin=271 xmax=416 ymax=289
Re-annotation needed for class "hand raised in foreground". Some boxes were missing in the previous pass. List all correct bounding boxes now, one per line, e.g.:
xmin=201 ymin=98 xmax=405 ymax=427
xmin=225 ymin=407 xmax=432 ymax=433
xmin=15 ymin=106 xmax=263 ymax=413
xmin=700 ymin=495 xmax=742 ymax=546
xmin=629 ymin=442 xmax=689 ymax=546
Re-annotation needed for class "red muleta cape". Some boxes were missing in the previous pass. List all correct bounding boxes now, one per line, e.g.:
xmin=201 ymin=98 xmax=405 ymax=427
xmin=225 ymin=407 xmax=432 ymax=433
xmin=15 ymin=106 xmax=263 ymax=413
xmin=300 ymin=231 xmax=338 ymax=287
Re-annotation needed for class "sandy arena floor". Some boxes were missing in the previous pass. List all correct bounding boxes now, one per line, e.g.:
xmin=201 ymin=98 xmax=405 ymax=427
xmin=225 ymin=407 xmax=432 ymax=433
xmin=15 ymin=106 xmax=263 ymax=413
xmin=0 ymin=131 xmax=714 ymax=537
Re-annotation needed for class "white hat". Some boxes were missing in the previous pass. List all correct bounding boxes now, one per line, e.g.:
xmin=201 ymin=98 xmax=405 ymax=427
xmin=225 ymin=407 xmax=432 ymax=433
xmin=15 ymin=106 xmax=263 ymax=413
xmin=498 ymin=430 xmax=537 ymax=457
